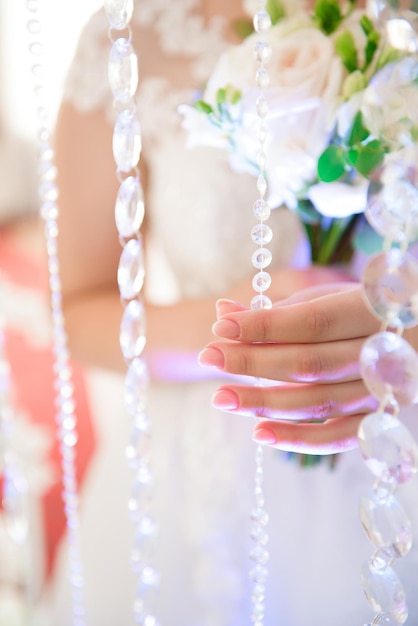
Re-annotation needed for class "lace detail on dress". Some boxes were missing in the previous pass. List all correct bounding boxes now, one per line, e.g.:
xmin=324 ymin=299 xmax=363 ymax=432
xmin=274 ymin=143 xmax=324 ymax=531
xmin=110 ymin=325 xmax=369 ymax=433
xmin=134 ymin=0 xmax=228 ymax=82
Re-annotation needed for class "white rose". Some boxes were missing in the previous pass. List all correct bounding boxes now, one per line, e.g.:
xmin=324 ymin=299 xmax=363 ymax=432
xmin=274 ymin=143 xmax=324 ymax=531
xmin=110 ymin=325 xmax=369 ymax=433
xmin=202 ymin=17 xmax=346 ymax=207
xmin=308 ymin=179 xmax=368 ymax=218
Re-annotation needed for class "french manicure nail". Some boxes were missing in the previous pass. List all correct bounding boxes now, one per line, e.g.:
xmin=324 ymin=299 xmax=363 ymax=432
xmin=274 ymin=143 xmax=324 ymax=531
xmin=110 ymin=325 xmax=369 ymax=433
xmin=198 ymin=347 xmax=225 ymax=369
xmin=212 ymin=389 xmax=239 ymax=410
xmin=212 ymin=319 xmax=240 ymax=339
xmin=253 ymin=427 xmax=277 ymax=445
xmin=216 ymin=299 xmax=243 ymax=318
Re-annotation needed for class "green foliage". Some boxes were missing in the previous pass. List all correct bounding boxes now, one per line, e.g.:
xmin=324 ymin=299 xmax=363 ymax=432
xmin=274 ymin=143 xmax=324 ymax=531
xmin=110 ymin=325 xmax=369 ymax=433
xmin=266 ymin=0 xmax=286 ymax=24
xmin=335 ymin=30 xmax=358 ymax=72
xmin=313 ymin=0 xmax=343 ymax=34
xmin=318 ymin=146 xmax=347 ymax=182
xmin=194 ymin=100 xmax=213 ymax=115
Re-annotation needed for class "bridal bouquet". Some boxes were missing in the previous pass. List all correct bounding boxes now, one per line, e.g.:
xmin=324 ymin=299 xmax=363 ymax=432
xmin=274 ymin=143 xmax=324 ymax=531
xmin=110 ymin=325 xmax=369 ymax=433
xmin=180 ymin=0 xmax=417 ymax=265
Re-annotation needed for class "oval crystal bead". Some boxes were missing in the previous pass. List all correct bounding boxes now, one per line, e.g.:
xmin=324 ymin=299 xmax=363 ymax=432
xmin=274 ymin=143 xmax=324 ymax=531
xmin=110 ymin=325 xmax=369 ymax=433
xmin=104 ymin=0 xmax=134 ymax=30
xmin=363 ymin=249 xmax=418 ymax=328
xmin=120 ymin=299 xmax=146 ymax=360
xmin=118 ymin=238 xmax=145 ymax=300
xmin=360 ymin=489 xmax=412 ymax=558
xmin=115 ymin=176 xmax=145 ymax=239
xmin=361 ymin=559 xmax=408 ymax=624
xmin=366 ymin=152 xmax=418 ymax=244
xmin=358 ymin=412 xmax=418 ymax=483
xmin=113 ymin=110 xmax=142 ymax=172
xmin=125 ymin=358 xmax=149 ymax=417
xmin=360 ymin=332 xmax=418 ymax=405
xmin=108 ymin=38 xmax=138 ymax=104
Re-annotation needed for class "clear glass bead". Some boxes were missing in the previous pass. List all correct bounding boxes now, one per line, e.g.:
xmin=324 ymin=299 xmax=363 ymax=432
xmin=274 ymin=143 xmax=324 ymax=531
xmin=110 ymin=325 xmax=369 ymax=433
xmin=358 ymin=411 xmax=418 ymax=483
xmin=120 ymin=299 xmax=147 ymax=360
xmin=252 ymin=271 xmax=271 ymax=292
xmin=125 ymin=358 xmax=149 ymax=417
xmin=361 ymin=559 xmax=408 ymax=624
xmin=118 ymin=238 xmax=145 ymax=300
xmin=256 ymin=67 xmax=270 ymax=90
xmin=115 ymin=176 xmax=145 ymax=238
xmin=252 ymin=248 xmax=272 ymax=269
xmin=108 ymin=38 xmax=138 ymax=103
xmin=254 ymin=10 xmax=272 ymax=33
xmin=362 ymin=249 xmax=418 ymax=328
xmin=256 ymin=96 xmax=269 ymax=119
xmin=250 ymin=525 xmax=269 ymax=545
xmin=366 ymin=152 xmax=418 ymax=243
xmin=250 ymin=546 xmax=269 ymax=564
xmin=249 ymin=564 xmax=269 ymax=584
xmin=251 ymin=294 xmax=272 ymax=309
xmin=360 ymin=331 xmax=418 ymax=405
xmin=254 ymin=40 xmax=272 ymax=64
xmin=360 ymin=489 xmax=412 ymax=558
xmin=257 ymin=174 xmax=267 ymax=197
xmin=104 ymin=0 xmax=134 ymax=30
xmin=253 ymin=199 xmax=271 ymax=221
xmin=251 ymin=223 xmax=273 ymax=246
xmin=369 ymin=1 xmax=418 ymax=53
xmin=113 ymin=110 xmax=142 ymax=173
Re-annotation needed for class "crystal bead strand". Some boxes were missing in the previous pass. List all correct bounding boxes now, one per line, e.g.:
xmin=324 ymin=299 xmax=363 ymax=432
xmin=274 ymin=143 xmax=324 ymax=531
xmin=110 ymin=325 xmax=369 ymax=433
xmin=25 ymin=2 xmax=87 ymax=624
xmin=247 ymin=3 xmax=273 ymax=625
xmin=104 ymin=3 xmax=160 ymax=624
xmin=357 ymin=149 xmax=418 ymax=625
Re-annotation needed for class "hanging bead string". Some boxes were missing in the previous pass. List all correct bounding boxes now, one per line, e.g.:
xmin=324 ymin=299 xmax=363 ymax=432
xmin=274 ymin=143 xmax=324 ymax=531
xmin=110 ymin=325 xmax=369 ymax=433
xmin=357 ymin=148 xmax=418 ymax=625
xmin=25 ymin=1 xmax=87 ymax=624
xmin=0 ymin=318 xmax=32 ymax=614
xmin=247 ymin=3 xmax=273 ymax=625
xmin=103 ymin=2 xmax=160 ymax=624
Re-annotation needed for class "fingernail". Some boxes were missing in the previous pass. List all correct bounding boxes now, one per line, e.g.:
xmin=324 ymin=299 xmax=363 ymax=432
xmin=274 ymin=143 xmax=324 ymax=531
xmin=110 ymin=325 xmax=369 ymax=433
xmin=253 ymin=427 xmax=277 ymax=445
xmin=212 ymin=389 xmax=239 ymax=410
xmin=198 ymin=347 xmax=225 ymax=369
xmin=212 ymin=319 xmax=240 ymax=339
xmin=216 ymin=299 xmax=244 ymax=318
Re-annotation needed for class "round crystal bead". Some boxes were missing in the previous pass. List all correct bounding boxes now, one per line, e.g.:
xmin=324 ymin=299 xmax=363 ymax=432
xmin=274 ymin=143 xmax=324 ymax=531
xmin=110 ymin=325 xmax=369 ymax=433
xmin=108 ymin=38 xmax=138 ymax=103
xmin=369 ymin=1 xmax=418 ymax=53
xmin=251 ymin=294 xmax=272 ymax=310
xmin=360 ymin=489 xmax=412 ymax=558
xmin=360 ymin=331 xmax=418 ymax=405
xmin=253 ymin=199 xmax=270 ymax=221
xmin=366 ymin=152 xmax=418 ymax=243
xmin=362 ymin=249 xmax=418 ymax=328
xmin=361 ymin=559 xmax=408 ymax=624
xmin=251 ymin=223 xmax=273 ymax=245
xmin=252 ymin=248 xmax=272 ymax=269
xmin=115 ymin=176 xmax=145 ymax=238
xmin=358 ymin=411 xmax=418 ymax=483
xmin=117 ymin=238 xmax=145 ymax=300
xmin=252 ymin=271 xmax=271 ymax=292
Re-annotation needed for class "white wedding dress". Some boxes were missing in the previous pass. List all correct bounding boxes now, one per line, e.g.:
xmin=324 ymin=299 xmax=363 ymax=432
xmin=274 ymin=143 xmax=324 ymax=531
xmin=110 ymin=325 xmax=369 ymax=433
xmin=37 ymin=2 xmax=418 ymax=625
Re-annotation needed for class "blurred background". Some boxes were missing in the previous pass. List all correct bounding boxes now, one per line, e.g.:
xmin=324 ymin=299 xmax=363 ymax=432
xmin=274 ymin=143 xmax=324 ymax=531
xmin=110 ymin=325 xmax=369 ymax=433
xmin=0 ymin=0 xmax=102 ymax=221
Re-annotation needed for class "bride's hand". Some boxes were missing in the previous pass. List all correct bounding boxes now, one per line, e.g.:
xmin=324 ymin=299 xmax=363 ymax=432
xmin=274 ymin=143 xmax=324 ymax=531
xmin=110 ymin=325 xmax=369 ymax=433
xmin=198 ymin=283 xmax=385 ymax=455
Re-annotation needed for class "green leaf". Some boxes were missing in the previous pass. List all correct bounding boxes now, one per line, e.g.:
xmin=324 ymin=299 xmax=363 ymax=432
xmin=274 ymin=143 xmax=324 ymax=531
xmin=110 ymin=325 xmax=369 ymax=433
xmin=349 ymin=140 xmax=387 ymax=177
xmin=359 ymin=15 xmax=381 ymax=69
xmin=335 ymin=30 xmax=358 ymax=73
xmin=314 ymin=0 xmax=343 ymax=34
xmin=346 ymin=111 xmax=369 ymax=146
xmin=317 ymin=145 xmax=347 ymax=182
xmin=216 ymin=88 xmax=227 ymax=105
xmin=194 ymin=100 xmax=213 ymax=115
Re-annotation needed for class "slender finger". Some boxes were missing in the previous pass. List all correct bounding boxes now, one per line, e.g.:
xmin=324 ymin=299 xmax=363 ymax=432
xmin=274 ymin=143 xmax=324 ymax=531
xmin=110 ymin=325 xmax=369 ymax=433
xmin=210 ymin=380 xmax=376 ymax=421
xmin=252 ymin=415 xmax=364 ymax=455
xmin=199 ymin=337 xmax=365 ymax=383
xmin=212 ymin=285 xmax=379 ymax=344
